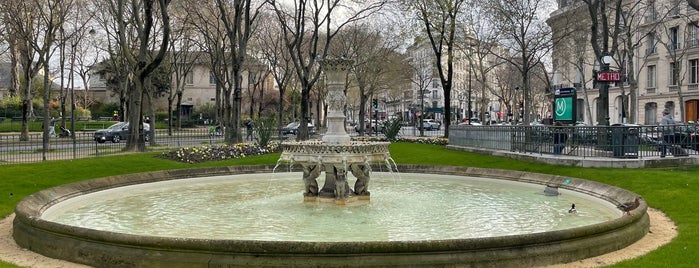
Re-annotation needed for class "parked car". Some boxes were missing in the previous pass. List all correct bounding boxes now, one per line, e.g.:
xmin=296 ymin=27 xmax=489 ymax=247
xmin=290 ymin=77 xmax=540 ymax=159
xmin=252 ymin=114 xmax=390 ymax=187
xmin=674 ymin=123 xmax=698 ymax=150
xmin=420 ymin=119 xmax=441 ymax=130
xmin=93 ymin=122 xmax=151 ymax=143
xmin=355 ymin=119 xmax=384 ymax=132
xmin=281 ymin=122 xmax=315 ymax=135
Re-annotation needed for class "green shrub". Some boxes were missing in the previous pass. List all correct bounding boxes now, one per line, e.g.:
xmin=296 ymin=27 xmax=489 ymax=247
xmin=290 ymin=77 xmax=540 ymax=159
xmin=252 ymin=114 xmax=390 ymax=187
xmin=382 ymin=118 xmax=403 ymax=141
xmin=254 ymin=117 xmax=277 ymax=147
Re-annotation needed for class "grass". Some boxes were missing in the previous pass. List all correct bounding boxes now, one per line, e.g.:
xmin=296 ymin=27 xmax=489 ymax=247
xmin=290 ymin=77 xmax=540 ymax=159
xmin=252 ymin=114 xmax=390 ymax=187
xmin=1 ymin=142 xmax=698 ymax=267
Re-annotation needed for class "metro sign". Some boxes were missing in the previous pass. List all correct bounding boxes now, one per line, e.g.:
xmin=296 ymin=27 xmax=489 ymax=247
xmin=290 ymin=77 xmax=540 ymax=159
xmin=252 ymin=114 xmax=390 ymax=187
xmin=596 ymin=71 xmax=621 ymax=82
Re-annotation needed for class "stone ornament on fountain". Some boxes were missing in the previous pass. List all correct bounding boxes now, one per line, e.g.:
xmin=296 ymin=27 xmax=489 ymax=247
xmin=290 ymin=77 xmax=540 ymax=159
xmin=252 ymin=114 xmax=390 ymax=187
xmin=279 ymin=58 xmax=393 ymax=205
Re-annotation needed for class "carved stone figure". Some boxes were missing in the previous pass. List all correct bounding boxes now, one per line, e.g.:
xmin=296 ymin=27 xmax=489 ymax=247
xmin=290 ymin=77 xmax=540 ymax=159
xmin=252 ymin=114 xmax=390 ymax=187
xmin=334 ymin=165 xmax=348 ymax=199
xmin=350 ymin=164 xmax=371 ymax=196
xmin=302 ymin=164 xmax=321 ymax=196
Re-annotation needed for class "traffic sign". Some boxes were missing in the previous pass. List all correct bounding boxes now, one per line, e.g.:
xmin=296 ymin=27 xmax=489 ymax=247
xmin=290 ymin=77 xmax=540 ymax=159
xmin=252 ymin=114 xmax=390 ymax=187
xmin=596 ymin=71 xmax=621 ymax=82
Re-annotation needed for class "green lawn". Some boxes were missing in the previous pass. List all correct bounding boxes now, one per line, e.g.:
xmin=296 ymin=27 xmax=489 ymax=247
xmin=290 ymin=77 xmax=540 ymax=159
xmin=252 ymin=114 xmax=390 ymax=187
xmin=1 ymin=142 xmax=697 ymax=267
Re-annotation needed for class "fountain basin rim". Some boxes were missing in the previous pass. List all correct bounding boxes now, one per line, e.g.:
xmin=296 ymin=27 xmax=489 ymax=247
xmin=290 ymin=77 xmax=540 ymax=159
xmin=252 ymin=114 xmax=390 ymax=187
xmin=13 ymin=164 xmax=650 ymax=267
xmin=279 ymin=140 xmax=391 ymax=163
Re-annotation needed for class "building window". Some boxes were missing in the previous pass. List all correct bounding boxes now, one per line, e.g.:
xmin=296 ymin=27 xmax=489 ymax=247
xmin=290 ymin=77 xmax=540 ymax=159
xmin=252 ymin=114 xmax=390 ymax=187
xmin=647 ymin=65 xmax=656 ymax=88
xmin=670 ymin=62 xmax=679 ymax=85
xmin=645 ymin=0 xmax=656 ymax=22
xmin=670 ymin=0 xmax=680 ymax=17
xmin=185 ymin=71 xmax=194 ymax=85
xmin=209 ymin=71 xmax=216 ymax=85
xmin=688 ymin=23 xmax=699 ymax=48
xmin=670 ymin=26 xmax=679 ymax=50
xmin=431 ymin=90 xmax=440 ymax=99
xmin=646 ymin=32 xmax=656 ymax=55
xmin=432 ymin=79 xmax=439 ymax=88
xmin=690 ymin=59 xmax=699 ymax=84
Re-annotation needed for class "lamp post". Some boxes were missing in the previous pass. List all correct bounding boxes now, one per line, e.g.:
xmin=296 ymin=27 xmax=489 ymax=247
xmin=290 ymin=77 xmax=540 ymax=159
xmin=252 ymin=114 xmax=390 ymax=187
xmin=599 ymin=54 xmax=612 ymax=126
xmin=458 ymin=93 xmax=465 ymax=122
xmin=69 ymin=36 xmax=77 ymax=159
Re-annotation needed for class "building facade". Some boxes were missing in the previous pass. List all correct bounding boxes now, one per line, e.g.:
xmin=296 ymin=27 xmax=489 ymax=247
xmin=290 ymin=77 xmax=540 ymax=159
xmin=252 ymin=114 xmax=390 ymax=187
xmin=405 ymin=39 xmax=502 ymax=125
xmin=549 ymin=0 xmax=699 ymax=125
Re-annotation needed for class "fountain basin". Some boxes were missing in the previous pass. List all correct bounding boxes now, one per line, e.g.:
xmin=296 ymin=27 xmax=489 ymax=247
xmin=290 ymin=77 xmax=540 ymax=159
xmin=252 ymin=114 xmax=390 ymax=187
xmin=279 ymin=140 xmax=391 ymax=163
xmin=13 ymin=164 xmax=649 ymax=267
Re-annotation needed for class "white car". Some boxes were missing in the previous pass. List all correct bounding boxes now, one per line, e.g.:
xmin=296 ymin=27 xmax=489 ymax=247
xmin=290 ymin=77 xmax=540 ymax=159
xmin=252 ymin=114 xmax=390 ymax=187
xmin=422 ymin=119 xmax=441 ymax=130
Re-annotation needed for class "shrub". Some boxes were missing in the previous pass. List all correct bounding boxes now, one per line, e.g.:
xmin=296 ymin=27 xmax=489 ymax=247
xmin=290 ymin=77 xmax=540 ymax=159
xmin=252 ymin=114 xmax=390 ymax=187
xmin=254 ymin=117 xmax=277 ymax=147
xmin=381 ymin=118 xmax=403 ymax=141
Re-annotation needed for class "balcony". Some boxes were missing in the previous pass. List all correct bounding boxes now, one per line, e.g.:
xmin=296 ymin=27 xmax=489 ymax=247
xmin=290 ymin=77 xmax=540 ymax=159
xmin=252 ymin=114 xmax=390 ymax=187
xmin=686 ymin=39 xmax=699 ymax=49
xmin=645 ymin=47 xmax=657 ymax=56
xmin=689 ymin=84 xmax=699 ymax=91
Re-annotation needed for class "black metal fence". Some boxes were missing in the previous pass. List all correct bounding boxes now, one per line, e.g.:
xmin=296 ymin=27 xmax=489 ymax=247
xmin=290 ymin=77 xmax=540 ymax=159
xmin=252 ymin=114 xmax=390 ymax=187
xmin=0 ymin=124 xmax=452 ymax=164
xmin=449 ymin=124 xmax=699 ymax=159
xmin=13 ymin=123 xmax=690 ymax=164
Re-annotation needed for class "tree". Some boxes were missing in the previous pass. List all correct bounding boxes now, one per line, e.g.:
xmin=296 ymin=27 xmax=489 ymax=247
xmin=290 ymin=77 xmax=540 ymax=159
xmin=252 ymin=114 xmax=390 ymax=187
xmin=582 ymin=0 xmax=624 ymax=126
xmin=215 ymin=0 xmax=262 ymax=144
xmin=267 ymin=0 xmax=385 ymax=140
xmin=107 ymin=0 xmax=172 ymax=151
xmin=1 ymin=0 xmax=69 ymax=144
xmin=407 ymin=0 xmax=466 ymax=137
xmin=251 ymin=12 xmax=295 ymax=140
xmin=333 ymin=24 xmax=399 ymax=136
xmin=485 ymin=0 xmax=555 ymax=125
xmin=187 ymin=0 xmax=228 ymax=124
xmin=168 ymin=3 xmax=200 ymax=134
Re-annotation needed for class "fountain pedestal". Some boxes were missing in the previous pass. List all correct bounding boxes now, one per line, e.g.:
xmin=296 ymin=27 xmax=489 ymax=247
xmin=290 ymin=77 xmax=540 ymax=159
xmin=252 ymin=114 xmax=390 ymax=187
xmin=279 ymin=58 xmax=391 ymax=205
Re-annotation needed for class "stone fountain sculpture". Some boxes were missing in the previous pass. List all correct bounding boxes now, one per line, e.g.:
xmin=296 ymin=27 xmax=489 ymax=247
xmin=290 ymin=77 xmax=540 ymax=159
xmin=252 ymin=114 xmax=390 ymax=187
xmin=279 ymin=59 xmax=391 ymax=205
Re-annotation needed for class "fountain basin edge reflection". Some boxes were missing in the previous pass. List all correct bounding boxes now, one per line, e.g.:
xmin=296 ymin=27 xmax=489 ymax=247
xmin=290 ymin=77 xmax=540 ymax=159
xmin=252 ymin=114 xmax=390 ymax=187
xmin=13 ymin=164 xmax=650 ymax=268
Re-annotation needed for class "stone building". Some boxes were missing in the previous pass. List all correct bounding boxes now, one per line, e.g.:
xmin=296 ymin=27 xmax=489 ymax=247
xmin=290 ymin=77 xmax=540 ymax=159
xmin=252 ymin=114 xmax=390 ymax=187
xmin=549 ymin=0 xmax=699 ymax=124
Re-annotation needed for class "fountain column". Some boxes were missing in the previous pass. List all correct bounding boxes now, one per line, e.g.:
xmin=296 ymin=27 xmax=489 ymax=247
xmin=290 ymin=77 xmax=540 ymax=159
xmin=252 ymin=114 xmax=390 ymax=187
xmin=317 ymin=59 xmax=354 ymax=204
xmin=280 ymin=58 xmax=389 ymax=205
xmin=319 ymin=59 xmax=352 ymax=146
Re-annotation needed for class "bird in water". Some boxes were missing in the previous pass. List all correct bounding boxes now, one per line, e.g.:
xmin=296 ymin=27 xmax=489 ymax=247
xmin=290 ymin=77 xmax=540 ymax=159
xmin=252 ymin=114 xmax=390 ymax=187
xmin=568 ymin=203 xmax=577 ymax=214
xmin=617 ymin=197 xmax=642 ymax=215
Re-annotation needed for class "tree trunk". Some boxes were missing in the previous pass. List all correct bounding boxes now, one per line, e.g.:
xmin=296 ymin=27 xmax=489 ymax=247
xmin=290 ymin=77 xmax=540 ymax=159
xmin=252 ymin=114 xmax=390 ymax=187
xmin=124 ymin=78 xmax=145 ymax=152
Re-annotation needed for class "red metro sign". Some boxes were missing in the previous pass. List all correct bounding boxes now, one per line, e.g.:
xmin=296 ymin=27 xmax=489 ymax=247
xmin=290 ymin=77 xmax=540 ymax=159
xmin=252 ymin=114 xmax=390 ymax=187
xmin=596 ymin=71 xmax=621 ymax=82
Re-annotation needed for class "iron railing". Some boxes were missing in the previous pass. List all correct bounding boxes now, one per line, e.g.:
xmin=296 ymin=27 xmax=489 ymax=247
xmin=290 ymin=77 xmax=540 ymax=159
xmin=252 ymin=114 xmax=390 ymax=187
xmin=449 ymin=124 xmax=699 ymax=159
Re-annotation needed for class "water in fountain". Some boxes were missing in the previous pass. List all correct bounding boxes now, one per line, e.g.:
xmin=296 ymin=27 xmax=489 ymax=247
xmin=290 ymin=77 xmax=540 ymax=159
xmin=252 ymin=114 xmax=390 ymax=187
xmin=41 ymin=172 xmax=619 ymax=241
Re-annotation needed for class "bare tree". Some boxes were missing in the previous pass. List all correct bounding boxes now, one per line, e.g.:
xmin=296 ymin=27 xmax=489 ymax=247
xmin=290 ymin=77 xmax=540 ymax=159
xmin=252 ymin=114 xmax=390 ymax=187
xmin=485 ymin=0 xmax=554 ymax=125
xmin=214 ymin=0 xmax=262 ymax=144
xmin=332 ymin=24 xmax=398 ymax=136
xmin=187 ymin=1 xmax=228 ymax=124
xmin=104 ymin=0 xmax=172 ymax=151
xmin=406 ymin=45 xmax=435 ymax=135
xmin=1 ymin=0 xmax=69 ymax=144
xmin=168 ymin=2 xmax=200 ymax=134
xmin=582 ymin=0 xmax=625 ymax=126
xmin=266 ymin=0 xmax=385 ymax=140
xmin=406 ymin=0 xmax=466 ymax=137
xmin=251 ymin=12 xmax=294 ymax=139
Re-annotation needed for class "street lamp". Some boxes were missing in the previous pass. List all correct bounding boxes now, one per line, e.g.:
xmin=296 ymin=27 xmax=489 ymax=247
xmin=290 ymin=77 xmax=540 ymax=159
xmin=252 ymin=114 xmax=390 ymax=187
xmin=599 ymin=54 xmax=613 ymax=126
xmin=458 ymin=93 xmax=465 ymax=122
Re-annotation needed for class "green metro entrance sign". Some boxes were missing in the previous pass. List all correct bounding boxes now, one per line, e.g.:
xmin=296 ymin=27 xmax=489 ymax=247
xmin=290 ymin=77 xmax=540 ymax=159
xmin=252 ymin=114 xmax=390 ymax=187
xmin=553 ymin=87 xmax=576 ymax=124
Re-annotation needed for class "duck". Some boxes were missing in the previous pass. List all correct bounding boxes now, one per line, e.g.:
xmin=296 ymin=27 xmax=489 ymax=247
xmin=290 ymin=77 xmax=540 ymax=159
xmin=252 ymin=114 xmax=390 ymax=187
xmin=617 ymin=197 xmax=642 ymax=215
xmin=568 ymin=203 xmax=577 ymax=214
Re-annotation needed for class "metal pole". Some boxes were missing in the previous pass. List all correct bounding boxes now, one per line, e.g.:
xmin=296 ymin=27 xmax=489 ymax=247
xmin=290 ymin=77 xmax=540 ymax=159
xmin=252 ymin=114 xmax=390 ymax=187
xmin=70 ymin=40 xmax=77 ymax=159
xmin=468 ymin=61 xmax=472 ymax=122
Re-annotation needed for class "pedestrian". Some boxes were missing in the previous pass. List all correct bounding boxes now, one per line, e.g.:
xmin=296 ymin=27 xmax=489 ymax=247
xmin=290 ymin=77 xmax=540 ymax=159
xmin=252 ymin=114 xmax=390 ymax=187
xmin=48 ymin=117 xmax=57 ymax=137
xmin=659 ymin=109 xmax=674 ymax=158
xmin=553 ymin=121 xmax=568 ymax=155
xmin=245 ymin=118 xmax=253 ymax=141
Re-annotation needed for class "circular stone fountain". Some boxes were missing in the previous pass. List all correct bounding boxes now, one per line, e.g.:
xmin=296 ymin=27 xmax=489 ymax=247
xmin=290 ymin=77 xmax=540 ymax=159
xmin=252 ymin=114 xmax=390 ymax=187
xmin=278 ymin=59 xmax=391 ymax=205
xmin=12 ymin=59 xmax=650 ymax=267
